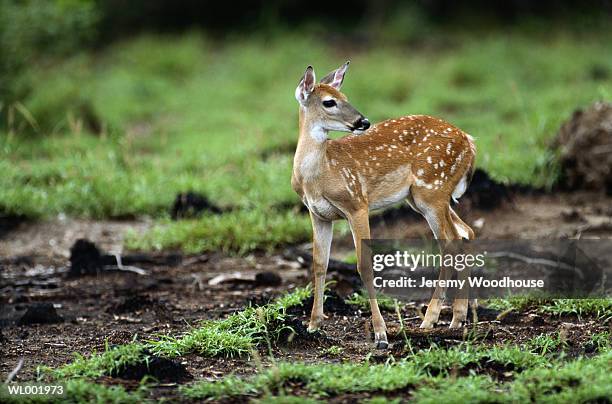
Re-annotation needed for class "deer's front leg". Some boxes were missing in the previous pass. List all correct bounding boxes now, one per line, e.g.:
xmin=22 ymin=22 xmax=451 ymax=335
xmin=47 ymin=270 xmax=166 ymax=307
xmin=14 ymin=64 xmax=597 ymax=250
xmin=450 ymin=266 xmax=470 ymax=329
xmin=308 ymin=213 xmax=333 ymax=332
xmin=348 ymin=210 xmax=388 ymax=349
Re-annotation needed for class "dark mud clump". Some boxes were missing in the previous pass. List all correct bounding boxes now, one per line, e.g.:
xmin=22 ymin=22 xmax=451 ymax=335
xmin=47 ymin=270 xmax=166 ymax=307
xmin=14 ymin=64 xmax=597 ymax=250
xmin=69 ymin=239 xmax=182 ymax=277
xmin=463 ymin=169 xmax=513 ymax=210
xmin=0 ymin=210 xmax=27 ymax=239
xmin=17 ymin=303 xmax=64 ymax=325
xmin=69 ymin=239 xmax=103 ymax=277
xmin=170 ymin=191 xmax=224 ymax=219
xmin=255 ymin=271 xmax=282 ymax=287
xmin=111 ymin=354 xmax=191 ymax=382
xmin=552 ymin=101 xmax=612 ymax=194
xmin=107 ymin=295 xmax=155 ymax=314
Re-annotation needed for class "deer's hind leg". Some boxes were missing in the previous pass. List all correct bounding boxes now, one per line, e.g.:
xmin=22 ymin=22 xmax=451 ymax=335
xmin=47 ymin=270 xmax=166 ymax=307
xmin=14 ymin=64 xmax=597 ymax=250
xmin=449 ymin=207 xmax=474 ymax=240
xmin=409 ymin=189 xmax=464 ymax=329
xmin=448 ymin=207 xmax=477 ymax=327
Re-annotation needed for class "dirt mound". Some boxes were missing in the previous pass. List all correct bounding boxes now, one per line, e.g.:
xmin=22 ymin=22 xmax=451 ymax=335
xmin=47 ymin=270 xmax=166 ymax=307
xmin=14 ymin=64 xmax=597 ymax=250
xmin=107 ymin=295 xmax=155 ymax=314
xmin=552 ymin=101 xmax=612 ymax=193
xmin=69 ymin=239 xmax=103 ymax=276
xmin=111 ymin=354 xmax=191 ymax=382
xmin=0 ymin=211 xmax=27 ymax=239
xmin=17 ymin=303 xmax=64 ymax=325
xmin=170 ymin=192 xmax=224 ymax=219
xmin=255 ymin=271 xmax=282 ymax=287
xmin=463 ymin=169 xmax=513 ymax=210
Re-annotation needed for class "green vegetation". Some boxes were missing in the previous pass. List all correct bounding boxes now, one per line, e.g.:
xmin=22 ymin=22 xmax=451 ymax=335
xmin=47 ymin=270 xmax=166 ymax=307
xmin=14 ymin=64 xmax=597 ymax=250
xmin=148 ymin=286 xmax=310 ymax=357
xmin=47 ymin=342 xmax=145 ymax=379
xmin=484 ymin=297 xmax=612 ymax=320
xmin=323 ymin=345 xmax=344 ymax=357
xmin=33 ymin=287 xmax=612 ymax=403
xmin=526 ymin=332 xmax=568 ymax=355
xmin=345 ymin=290 xmax=397 ymax=312
xmin=482 ymin=294 xmax=551 ymax=312
xmin=2 ymin=27 xmax=611 ymax=253
xmin=589 ymin=331 xmax=611 ymax=352
xmin=540 ymin=299 xmax=612 ymax=319
xmin=46 ymin=286 xmax=311 ymax=383
xmin=181 ymin=349 xmax=612 ymax=402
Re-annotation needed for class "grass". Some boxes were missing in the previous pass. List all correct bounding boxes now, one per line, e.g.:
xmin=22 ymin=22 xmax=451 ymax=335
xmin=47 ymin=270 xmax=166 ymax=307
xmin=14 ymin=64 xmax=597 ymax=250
xmin=540 ymin=299 xmax=612 ymax=320
xmin=345 ymin=290 xmax=397 ymax=312
xmin=179 ymin=341 xmax=551 ymax=400
xmin=44 ymin=287 xmax=311 ymax=388
xmin=526 ymin=332 xmax=568 ymax=355
xmin=323 ymin=345 xmax=344 ymax=357
xmin=149 ymin=286 xmax=311 ymax=358
xmin=1 ymin=27 xmax=611 ymax=253
xmin=45 ymin=342 xmax=146 ymax=380
xmin=125 ymin=209 xmax=311 ymax=254
xmin=589 ymin=331 xmax=611 ymax=352
xmin=180 ymin=349 xmax=612 ymax=402
xmin=31 ymin=286 xmax=612 ymax=402
xmin=484 ymin=297 xmax=612 ymax=320
xmin=147 ymin=286 xmax=311 ymax=357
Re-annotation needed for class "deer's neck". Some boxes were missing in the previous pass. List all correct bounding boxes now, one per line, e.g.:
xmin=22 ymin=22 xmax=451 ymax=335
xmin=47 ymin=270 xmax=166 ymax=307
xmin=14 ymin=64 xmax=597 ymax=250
xmin=294 ymin=110 xmax=329 ymax=182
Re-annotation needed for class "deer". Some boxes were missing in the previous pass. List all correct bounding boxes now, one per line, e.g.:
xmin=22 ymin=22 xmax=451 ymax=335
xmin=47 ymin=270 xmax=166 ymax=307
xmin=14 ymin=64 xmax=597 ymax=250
xmin=291 ymin=62 xmax=477 ymax=349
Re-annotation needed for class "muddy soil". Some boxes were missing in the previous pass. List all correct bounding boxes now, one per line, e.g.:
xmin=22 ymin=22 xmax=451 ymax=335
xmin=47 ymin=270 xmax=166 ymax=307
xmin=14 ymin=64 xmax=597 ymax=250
xmin=1 ymin=191 xmax=611 ymax=400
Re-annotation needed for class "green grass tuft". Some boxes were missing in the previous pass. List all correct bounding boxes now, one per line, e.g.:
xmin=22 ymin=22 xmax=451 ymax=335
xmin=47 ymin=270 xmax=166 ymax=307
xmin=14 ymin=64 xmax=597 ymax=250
xmin=49 ymin=342 xmax=146 ymax=379
xmin=148 ymin=286 xmax=311 ymax=358
xmin=345 ymin=290 xmax=397 ymax=312
xmin=540 ymin=299 xmax=612 ymax=319
xmin=525 ymin=332 xmax=568 ymax=355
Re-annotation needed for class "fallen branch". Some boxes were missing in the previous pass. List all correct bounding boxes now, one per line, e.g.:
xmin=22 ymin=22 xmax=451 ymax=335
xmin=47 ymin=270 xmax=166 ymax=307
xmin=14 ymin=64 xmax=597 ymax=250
xmin=5 ymin=358 xmax=24 ymax=384
xmin=102 ymin=253 xmax=148 ymax=276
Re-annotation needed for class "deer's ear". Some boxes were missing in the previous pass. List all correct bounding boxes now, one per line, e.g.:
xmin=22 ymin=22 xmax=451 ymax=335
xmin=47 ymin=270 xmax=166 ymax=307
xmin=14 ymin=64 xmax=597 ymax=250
xmin=295 ymin=66 xmax=316 ymax=104
xmin=320 ymin=61 xmax=349 ymax=89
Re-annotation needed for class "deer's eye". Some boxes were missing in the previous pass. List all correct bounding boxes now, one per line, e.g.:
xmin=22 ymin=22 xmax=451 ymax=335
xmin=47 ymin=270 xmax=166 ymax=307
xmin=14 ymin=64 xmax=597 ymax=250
xmin=322 ymin=99 xmax=337 ymax=108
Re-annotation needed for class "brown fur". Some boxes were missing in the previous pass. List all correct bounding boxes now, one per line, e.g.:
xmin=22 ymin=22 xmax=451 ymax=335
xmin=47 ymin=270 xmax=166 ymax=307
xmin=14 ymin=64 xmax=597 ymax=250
xmin=293 ymin=80 xmax=476 ymax=347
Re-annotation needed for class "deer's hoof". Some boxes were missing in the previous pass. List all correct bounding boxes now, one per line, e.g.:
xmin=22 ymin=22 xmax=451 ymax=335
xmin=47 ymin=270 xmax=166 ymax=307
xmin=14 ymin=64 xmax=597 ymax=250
xmin=375 ymin=340 xmax=389 ymax=350
xmin=374 ymin=332 xmax=388 ymax=350
xmin=419 ymin=321 xmax=434 ymax=329
xmin=449 ymin=319 xmax=463 ymax=329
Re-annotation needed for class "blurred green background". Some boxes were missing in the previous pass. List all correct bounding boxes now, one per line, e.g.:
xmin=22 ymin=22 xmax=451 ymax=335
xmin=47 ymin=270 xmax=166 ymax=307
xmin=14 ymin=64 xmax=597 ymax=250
xmin=1 ymin=0 xmax=611 ymax=253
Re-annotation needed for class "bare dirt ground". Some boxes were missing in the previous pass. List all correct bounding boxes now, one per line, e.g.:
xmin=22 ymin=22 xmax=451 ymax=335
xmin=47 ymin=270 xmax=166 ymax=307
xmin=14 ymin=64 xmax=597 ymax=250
xmin=1 ymin=191 xmax=611 ymax=398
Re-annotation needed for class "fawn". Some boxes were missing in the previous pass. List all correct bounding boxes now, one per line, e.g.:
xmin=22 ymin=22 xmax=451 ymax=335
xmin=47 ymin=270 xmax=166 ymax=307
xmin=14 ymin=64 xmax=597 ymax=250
xmin=291 ymin=62 xmax=476 ymax=348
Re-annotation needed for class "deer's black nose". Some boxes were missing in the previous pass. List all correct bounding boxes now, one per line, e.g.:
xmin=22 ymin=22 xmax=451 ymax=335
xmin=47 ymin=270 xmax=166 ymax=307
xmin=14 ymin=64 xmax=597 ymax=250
xmin=354 ymin=117 xmax=370 ymax=131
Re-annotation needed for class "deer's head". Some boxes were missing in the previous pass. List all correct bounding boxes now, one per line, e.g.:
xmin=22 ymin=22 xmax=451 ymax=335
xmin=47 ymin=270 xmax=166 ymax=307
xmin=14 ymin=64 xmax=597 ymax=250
xmin=295 ymin=62 xmax=370 ymax=140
